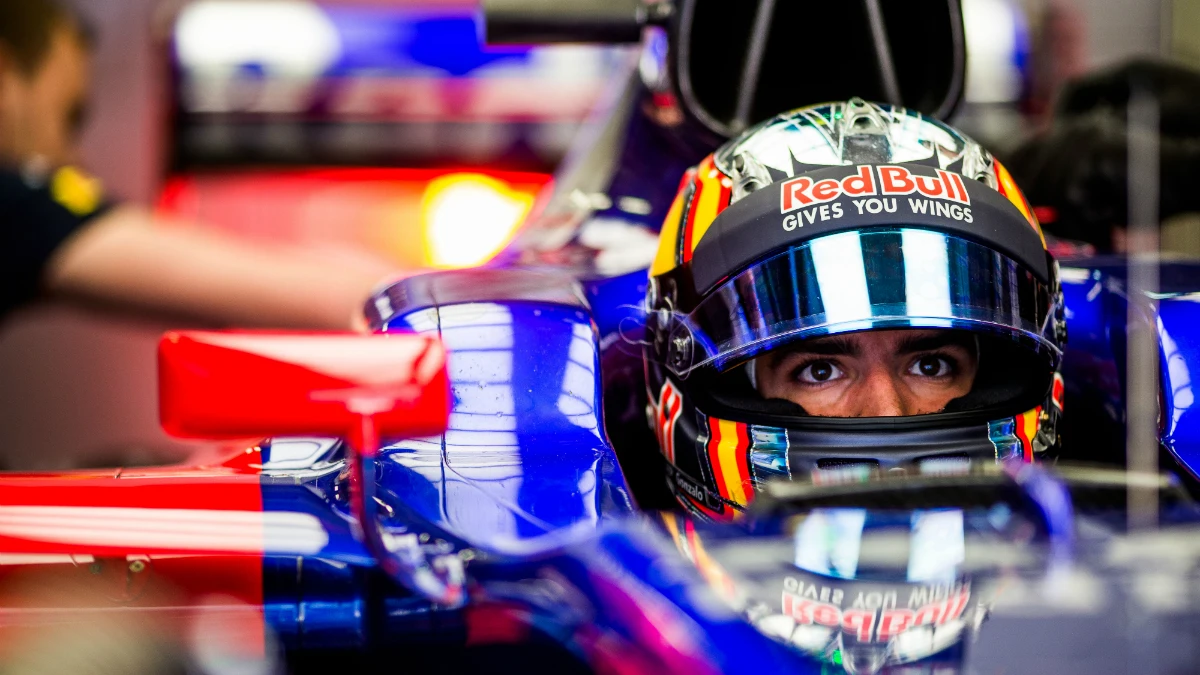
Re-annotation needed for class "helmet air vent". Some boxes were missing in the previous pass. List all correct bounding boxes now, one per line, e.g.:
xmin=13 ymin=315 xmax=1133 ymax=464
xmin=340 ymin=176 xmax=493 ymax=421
xmin=812 ymin=459 xmax=880 ymax=486
xmin=730 ymin=152 xmax=775 ymax=204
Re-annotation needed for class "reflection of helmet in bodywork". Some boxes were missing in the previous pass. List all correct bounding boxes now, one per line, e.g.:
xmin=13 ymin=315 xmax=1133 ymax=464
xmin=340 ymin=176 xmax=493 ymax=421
xmin=663 ymin=506 xmax=995 ymax=675
xmin=644 ymin=99 xmax=1066 ymax=520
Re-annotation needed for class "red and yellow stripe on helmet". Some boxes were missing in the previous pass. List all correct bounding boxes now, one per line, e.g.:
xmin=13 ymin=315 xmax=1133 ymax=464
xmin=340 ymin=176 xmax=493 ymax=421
xmin=994 ymin=160 xmax=1047 ymax=248
xmin=651 ymin=155 xmax=733 ymax=276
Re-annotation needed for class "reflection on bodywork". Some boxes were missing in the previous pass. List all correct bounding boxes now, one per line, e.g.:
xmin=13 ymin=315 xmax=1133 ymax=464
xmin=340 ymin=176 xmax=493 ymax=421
xmin=383 ymin=302 xmax=616 ymax=553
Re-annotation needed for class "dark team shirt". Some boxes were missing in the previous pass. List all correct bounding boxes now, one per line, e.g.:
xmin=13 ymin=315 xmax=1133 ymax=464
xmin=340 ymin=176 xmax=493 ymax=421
xmin=0 ymin=164 xmax=113 ymax=317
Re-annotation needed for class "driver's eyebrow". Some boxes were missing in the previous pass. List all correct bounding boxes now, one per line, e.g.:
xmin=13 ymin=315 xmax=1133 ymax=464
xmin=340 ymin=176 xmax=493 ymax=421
xmin=896 ymin=332 xmax=975 ymax=355
xmin=773 ymin=336 xmax=860 ymax=359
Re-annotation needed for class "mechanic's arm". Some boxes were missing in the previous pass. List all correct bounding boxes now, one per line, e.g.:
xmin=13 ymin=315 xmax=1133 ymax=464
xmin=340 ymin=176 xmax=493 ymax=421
xmin=44 ymin=204 xmax=402 ymax=329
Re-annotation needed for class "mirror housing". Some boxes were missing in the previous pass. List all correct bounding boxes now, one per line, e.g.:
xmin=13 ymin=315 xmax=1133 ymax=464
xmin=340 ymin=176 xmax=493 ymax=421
xmin=159 ymin=331 xmax=450 ymax=449
xmin=159 ymin=330 xmax=462 ymax=606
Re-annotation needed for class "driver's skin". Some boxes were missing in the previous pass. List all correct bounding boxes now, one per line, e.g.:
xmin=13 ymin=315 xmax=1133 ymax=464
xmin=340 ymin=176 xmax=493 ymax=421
xmin=753 ymin=329 xmax=979 ymax=418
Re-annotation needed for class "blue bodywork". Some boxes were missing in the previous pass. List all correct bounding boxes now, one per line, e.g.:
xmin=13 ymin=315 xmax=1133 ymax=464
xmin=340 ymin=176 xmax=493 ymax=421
xmin=248 ymin=209 xmax=1200 ymax=675
xmin=230 ymin=63 xmax=1200 ymax=671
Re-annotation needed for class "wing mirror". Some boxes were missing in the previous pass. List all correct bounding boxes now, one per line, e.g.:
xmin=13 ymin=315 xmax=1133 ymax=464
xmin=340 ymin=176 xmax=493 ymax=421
xmin=159 ymin=331 xmax=464 ymax=605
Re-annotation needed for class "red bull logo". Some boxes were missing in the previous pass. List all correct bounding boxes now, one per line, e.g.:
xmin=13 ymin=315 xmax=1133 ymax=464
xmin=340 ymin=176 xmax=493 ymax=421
xmin=780 ymin=165 xmax=971 ymax=214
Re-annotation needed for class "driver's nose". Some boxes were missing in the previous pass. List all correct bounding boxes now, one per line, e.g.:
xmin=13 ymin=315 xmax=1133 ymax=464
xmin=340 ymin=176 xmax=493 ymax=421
xmin=856 ymin=368 xmax=908 ymax=417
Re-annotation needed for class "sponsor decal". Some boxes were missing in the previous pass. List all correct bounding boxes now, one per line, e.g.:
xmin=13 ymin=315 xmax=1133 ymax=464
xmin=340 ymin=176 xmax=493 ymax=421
xmin=902 ymin=196 xmax=973 ymax=223
xmin=779 ymin=165 xmax=974 ymax=232
xmin=665 ymin=464 xmax=729 ymax=518
xmin=782 ymin=203 xmax=843 ymax=231
xmin=875 ymin=165 xmax=970 ymax=205
xmin=653 ymin=380 xmax=683 ymax=463
xmin=672 ymin=467 xmax=708 ymax=504
xmin=780 ymin=577 xmax=971 ymax=643
xmin=780 ymin=165 xmax=878 ymax=213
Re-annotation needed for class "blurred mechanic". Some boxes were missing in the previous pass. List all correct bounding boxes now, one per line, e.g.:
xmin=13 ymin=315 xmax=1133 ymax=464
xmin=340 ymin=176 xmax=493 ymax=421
xmin=642 ymin=99 xmax=1066 ymax=515
xmin=1007 ymin=59 xmax=1200 ymax=254
xmin=0 ymin=0 xmax=399 ymax=328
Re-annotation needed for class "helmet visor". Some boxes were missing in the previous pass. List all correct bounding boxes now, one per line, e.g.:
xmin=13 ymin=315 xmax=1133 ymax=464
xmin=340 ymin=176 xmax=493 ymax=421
xmin=668 ymin=228 xmax=1058 ymax=377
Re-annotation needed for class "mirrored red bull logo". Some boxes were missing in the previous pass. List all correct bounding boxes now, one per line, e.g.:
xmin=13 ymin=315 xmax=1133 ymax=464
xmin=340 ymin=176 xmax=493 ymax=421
xmin=780 ymin=578 xmax=972 ymax=643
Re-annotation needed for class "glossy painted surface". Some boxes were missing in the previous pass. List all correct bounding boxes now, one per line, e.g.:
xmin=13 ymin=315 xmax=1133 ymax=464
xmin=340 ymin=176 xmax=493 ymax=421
xmin=466 ymin=522 xmax=819 ymax=675
xmin=1058 ymin=259 xmax=1200 ymax=474
xmin=160 ymin=331 xmax=449 ymax=447
xmin=0 ymin=463 xmax=270 ymax=656
xmin=583 ymin=269 xmax=649 ymax=344
xmin=159 ymin=330 xmax=475 ymax=606
xmin=14 ymin=39 xmax=1200 ymax=675
xmin=1057 ymin=264 xmax=1126 ymax=464
xmin=377 ymin=293 xmax=635 ymax=554
xmin=1159 ymin=292 xmax=1200 ymax=479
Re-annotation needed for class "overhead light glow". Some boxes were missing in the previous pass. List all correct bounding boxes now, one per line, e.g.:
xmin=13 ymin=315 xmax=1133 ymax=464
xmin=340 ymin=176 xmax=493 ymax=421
xmin=962 ymin=0 xmax=1023 ymax=103
xmin=902 ymin=229 xmax=952 ymax=320
xmin=811 ymin=231 xmax=872 ymax=325
xmin=0 ymin=506 xmax=329 ymax=554
xmin=176 ymin=1 xmax=342 ymax=76
xmin=422 ymin=173 xmax=535 ymax=269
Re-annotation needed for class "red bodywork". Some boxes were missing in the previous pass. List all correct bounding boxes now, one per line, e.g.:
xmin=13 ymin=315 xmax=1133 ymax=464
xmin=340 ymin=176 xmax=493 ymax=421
xmin=0 ymin=331 xmax=451 ymax=661
xmin=159 ymin=330 xmax=450 ymax=447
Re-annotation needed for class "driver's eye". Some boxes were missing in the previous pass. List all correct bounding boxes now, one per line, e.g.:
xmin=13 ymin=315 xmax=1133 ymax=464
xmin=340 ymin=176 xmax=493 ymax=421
xmin=797 ymin=360 xmax=842 ymax=384
xmin=911 ymin=355 xmax=952 ymax=377
xmin=810 ymin=362 xmax=833 ymax=381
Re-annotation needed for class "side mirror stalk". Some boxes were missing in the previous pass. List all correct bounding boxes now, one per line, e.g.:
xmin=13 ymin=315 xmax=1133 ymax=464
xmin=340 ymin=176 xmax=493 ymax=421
xmin=158 ymin=330 xmax=461 ymax=606
xmin=346 ymin=413 xmax=465 ymax=607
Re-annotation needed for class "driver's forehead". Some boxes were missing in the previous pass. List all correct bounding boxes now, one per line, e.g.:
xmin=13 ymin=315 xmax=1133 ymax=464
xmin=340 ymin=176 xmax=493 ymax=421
xmin=766 ymin=329 xmax=969 ymax=361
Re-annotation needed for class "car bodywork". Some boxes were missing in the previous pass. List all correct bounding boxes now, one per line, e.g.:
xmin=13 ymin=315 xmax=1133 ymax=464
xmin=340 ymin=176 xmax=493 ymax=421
xmin=5 ymin=160 xmax=1200 ymax=673
xmin=6 ymin=6 xmax=1200 ymax=673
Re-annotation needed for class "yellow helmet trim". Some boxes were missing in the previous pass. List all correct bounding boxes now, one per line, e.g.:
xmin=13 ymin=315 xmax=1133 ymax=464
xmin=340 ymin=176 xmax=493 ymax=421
xmin=995 ymin=161 xmax=1047 ymax=248
xmin=650 ymin=156 xmax=733 ymax=277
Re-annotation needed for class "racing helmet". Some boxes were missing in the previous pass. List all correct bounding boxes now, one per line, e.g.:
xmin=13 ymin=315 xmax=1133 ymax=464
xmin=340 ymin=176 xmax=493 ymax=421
xmin=644 ymin=99 xmax=1066 ymax=520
